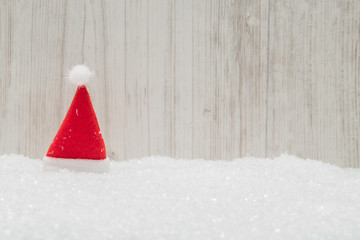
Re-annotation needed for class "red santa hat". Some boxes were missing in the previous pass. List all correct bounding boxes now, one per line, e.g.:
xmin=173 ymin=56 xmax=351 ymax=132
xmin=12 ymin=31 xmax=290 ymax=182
xmin=43 ymin=65 xmax=110 ymax=173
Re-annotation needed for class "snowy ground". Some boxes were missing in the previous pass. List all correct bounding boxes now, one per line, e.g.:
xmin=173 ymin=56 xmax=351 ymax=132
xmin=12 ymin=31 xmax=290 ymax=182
xmin=0 ymin=155 xmax=360 ymax=240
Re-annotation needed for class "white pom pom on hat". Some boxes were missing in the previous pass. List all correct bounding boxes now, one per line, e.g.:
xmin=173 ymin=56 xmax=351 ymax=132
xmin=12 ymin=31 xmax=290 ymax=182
xmin=68 ymin=64 xmax=94 ymax=86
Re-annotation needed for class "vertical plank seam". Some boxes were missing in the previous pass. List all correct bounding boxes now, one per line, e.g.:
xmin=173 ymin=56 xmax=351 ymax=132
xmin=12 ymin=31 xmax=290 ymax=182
xmin=101 ymin=0 xmax=110 ymax=158
xmin=123 ymin=0 xmax=128 ymax=160
xmin=265 ymin=0 xmax=271 ymax=157
xmin=146 ymin=0 xmax=150 ymax=156
xmin=81 ymin=3 xmax=86 ymax=63
xmin=191 ymin=0 xmax=194 ymax=158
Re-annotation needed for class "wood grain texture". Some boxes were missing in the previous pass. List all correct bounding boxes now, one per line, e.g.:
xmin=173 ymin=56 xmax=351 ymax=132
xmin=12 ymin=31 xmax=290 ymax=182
xmin=0 ymin=0 xmax=359 ymax=167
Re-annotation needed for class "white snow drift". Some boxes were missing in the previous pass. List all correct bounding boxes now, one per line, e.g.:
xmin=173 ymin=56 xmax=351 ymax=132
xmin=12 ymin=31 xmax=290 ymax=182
xmin=0 ymin=154 xmax=359 ymax=240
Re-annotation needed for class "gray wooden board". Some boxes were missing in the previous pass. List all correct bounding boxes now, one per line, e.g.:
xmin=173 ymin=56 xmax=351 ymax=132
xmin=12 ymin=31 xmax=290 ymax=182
xmin=0 ymin=0 xmax=359 ymax=167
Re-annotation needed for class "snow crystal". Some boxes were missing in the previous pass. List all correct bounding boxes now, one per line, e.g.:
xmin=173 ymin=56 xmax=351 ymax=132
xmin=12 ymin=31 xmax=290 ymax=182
xmin=0 ymin=154 xmax=359 ymax=240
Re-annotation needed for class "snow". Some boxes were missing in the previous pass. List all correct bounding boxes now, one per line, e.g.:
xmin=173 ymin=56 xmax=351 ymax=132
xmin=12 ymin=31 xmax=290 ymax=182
xmin=43 ymin=157 xmax=110 ymax=173
xmin=0 ymin=154 xmax=360 ymax=240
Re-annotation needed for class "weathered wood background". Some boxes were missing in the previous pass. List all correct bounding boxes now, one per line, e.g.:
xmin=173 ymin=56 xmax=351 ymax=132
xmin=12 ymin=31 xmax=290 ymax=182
xmin=0 ymin=0 xmax=359 ymax=167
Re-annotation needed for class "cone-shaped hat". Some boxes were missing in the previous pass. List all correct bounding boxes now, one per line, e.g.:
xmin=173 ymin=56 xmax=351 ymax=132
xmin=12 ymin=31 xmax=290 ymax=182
xmin=44 ymin=65 xmax=109 ymax=173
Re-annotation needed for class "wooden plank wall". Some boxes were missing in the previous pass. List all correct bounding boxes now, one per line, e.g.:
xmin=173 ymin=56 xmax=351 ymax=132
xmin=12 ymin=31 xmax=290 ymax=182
xmin=0 ymin=0 xmax=359 ymax=167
